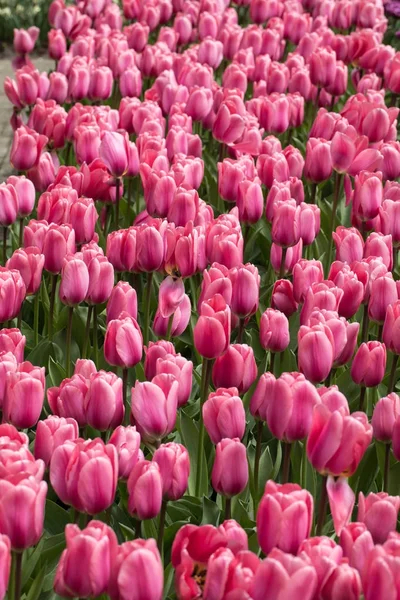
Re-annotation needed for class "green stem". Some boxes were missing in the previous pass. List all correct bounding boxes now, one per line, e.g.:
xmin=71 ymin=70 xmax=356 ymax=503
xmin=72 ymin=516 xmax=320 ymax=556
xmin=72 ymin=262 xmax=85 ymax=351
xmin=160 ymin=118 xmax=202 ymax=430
xmin=269 ymin=352 xmax=275 ymax=374
xmin=237 ymin=318 xmax=245 ymax=343
xmin=123 ymin=367 xmax=129 ymax=425
xmin=134 ymin=519 xmax=141 ymax=538
xmin=143 ymin=272 xmax=154 ymax=347
xmin=282 ymin=442 xmax=291 ymax=483
xmin=253 ymin=420 xmax=263 ymax=515
xmin=278 ymin=247 xmax=287 ymax=280
xmin=17 ymin=309 xmax=22 ymax=330
xmin=384 ymin=443 xmax=391 ymax=493
xmin=93 ymin=305 xmax=98 ymax=366
xmin=66 ymin=306 xmax=73 ymax=378
xmin=195 ymin=358 xmax=213 ymax=498
xmin=310 ymin=183 xmax=317 ymax=205
xmin=361 ymin=304 xmax=369 ymax=343
xmin=377 ymin=324 xmax=383 ymax=342
xmin=157 ymin=500 xmax=168 ymax=555
xmin=115 ymin=178 xmax=120 ymax=229
xmin=18 ymin=218 xmax=24 ymax=248
xmin=2 ymin=227 xmax=7 ymax=265
xmin=359 ymin=386 xmax=367 ymax=412
xmin=48 ymin=273 xmax=58 ymax=342
xmin=82 ymin=305 xmax=93 ymax=359
xmin=326 ymin=172 xmax=342 ymax=276
xmin=316 ymin=475 xmax=328 ymax=536
xmin=104 ymin=204 xmax=111 ymax=239
xmin=388 ymin=354 xmax=399 ymax=393
xmin=13 ymin=551 xmax=23 ymax=600
xmin=224 ymin=497 xmax=232 ymax=520
xmin=33 ymin=292 xmax=39 ymax=345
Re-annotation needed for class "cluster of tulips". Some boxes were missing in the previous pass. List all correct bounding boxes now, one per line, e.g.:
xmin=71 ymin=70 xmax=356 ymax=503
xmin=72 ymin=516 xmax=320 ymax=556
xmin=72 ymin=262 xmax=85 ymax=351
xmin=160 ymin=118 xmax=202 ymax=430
xmin=2 ymin=0 xmax=400 ymax=597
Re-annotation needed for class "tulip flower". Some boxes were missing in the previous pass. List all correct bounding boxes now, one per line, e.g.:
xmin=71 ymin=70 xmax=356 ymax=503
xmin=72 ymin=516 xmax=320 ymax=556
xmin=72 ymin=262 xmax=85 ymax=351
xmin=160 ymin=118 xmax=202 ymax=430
xmin=109 ymin=425 xmax=143 ymax=480
xmin=271 ymin=279 xmax=298 ymax=317
xmin=194 ymin=295 xmax=231 ymax=359
xmin=59 ymin=255 xmax=90 ymax=306
xmin=340 ymin=522 xmax=374 ymax=574
xmin=107 ymin=282 xmax=138 ymax=324
xmin=34 ymin=415 xmax=79 ymax=467
xmin=229 ymin=264 xmax=260 ymax=319
xmin=351 ymin=341 xmax=387 ymax=389
xmin=153 ymin=443 xmax=190 ymax=501
xmin=251 ymin=552 xmax=317 ymax=600
xmin=358 ymin=491 xmax=400 ymax=544
xmin=203 ymin=388 xmax=246 ymax=445
xmin=154 ymin=353 xmax=193 ymax=407
xmin=212 ymin=438 xmax=248 ymax=499
xmin=127 ymin=460 xmax=162 ymax=520
xmin=257 ymin=481 xmax=314 ymax=555
xmin=212 ymin=345 xmax=257 ymax=394
xmin=104 ymin=316 xmax=143 ymax=369
xmin=4 ymin=364 xmax=45 ymax=429
xmin=260 ymin=308 xmax=290 ymax=353
xmin=298 ymin=324 xmax=335 ymax=383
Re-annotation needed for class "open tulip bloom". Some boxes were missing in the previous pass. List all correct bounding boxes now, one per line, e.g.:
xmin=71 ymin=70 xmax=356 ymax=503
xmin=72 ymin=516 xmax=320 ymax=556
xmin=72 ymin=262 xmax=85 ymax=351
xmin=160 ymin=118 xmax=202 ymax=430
xmin=1 ymin=0 xmax=400 ymax=598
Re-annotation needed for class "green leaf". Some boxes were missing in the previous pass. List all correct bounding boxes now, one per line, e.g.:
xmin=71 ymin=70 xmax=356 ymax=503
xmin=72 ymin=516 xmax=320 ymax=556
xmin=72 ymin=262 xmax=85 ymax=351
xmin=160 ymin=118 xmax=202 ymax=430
xmin=201 ymin=497 xmax=220 ymax=525
xmin=177 ymin=411 xmax=208 ymax=498
xmin=48 ymin=357 xmax=66 ymax=387
xmin=44 ymin=500 xmax=70 ymax=535
xmin=25 ymin=566 xmax=46 ymax=600
xmin=21 ymin=539 xmax=44 ymax=587
xmin=142 ymin=519 xmax=158 ymax=540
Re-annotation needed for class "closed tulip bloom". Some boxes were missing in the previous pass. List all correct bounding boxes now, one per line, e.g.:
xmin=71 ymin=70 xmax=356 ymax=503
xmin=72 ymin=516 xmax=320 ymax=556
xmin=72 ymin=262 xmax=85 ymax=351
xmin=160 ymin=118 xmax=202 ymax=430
xmin=212 ymin=438 xmax=248 ymax=498
xmin=332 ymin=226 xmax=364 ymax=264
xmin=304 ymin=138 xmax=333 ymax=183
xmin=34 ymin=416 xmax=79 ymax=468
xmin=136 ymin=225 xmax=164 ymax=272
xmin=43 ymin=224 xmax=76 ymax=274
xmin=372 ymin=393 xmax=400 ymax=442
xmin=237 ymin=178 xmax=264 ymax=224
xmin=85 ymin=371 xmax=124 ymax=432
xmin=271 ymin=279 xmax=298 ymax=317
xmin=250 ymin=371 xmax=276 ymax=422
xmin=298 ymin=324 xmax=335 ymax=383
xmin=351 ymin=341 xmax=387 ymax=387
xmin=155 ymin=354 xmax=193 ymax=408
xmin=260 ymin=308 xmax=290 ymax=353
xmin=109 ymin=426 xmax=143 ymax=481
xmin=131 ymin=375 xmax=178 ymax=444
xmin=6 ymin=247 xmax=44 ymax=295
xmin=203 ymin=388 xmax=246 ymax=445
xmin=14 ymin=26 xmax=39 ymax=54
xmin=353 ymin=171 xmax=383 ymax=221
xmin=203 ymin=547 xmax=260 ymax=600
xmin=109 ymin=538 xmax=163 ymax=600
xmin=0 ymin=475 xmax=47 ymax=550
xmin=379 ymin=199 xmax=400 ymax=246
xmin=153 ymin=443 xmax=190 ymax=501
xmin=144 ymin=341 xmax=176 ymax=380
xmin=213 ymin=101 xmax=245 ymax=145
xmin=251 ymin=553 xmax=317 ymax=600
xmin=48 ymin=374 xmax=89 ymax=427
xmin=272 ymin=200 xmax=301 ymax=248
xmin=4 ymin=365 xmax=45 ymax=429
xmin=54 ymin=521 xmax=118 ymax=599
xmin=0 ymin=329 xmax=25 ymax=362
xmin=212 ymin=344 xmax=257 ymax=394
xmin=127 ymin=460 xmax=162 ymax=520
xmin=340 ymin=522 xmax=374 ymax=574
xmin=229 ymin=264 xmax=260 ymax=318
xmin=364 ymin=232 xmax=393 ymax=272
xmin=59 ymin=255 xmax=90 ymax=306
xmin=0 ymin=267 xmax=26 ymax=323
xmin=299 ymin=202 xmax=320 ymax=246
xmin=257 ymin=480 xmax=313 ymax=555
xmin=301 ymin=281 xmax=344 ymax=326
xmin=48 ymin=28 xmax=66 ymax=60
xmin=10 ymin=126 xmax=47 ymax=171
xmin=330 ymin=132 xmax=357 ymax=174
xmin=158 ymin=276 xmax=185 ymax=319
xmin=99 ymin=131 xmax=131 ymax=178
xmin=383 ymin=301 xmax=400 ymax=354
xmin=7 ymin=175 xmax=35 ymax=218
xmin=321 ymin=563 xmax=362 ymax=600
xmin=50 ymin=439 xmax=118 ymax=514
xmin=293 ymin=260 xmax=324 ymax=305
xmin=358 ymin=492 xmax=400 ymax=544
xmin=307 ymin=404 xmax=373 ymax=477
xmin=84 ymin=253 xmax=114 ymax=306
xmin=69 ymin=197 xmax=98 ymax=246
xmin=0 ymin=352 xmax=17 ymax=409
xmin=198 ymin=264 xmax=232 ymax=308
xmin=194 ymin=295 xmax=231 ymax=359
xmin=107 ymin=282 xmax=137 ymax=324
xmin=328 ymin=262 xmax=366 ymax=320
xmin=0 ymin=184 xmax=18 ymax=227
xmin=104 ymin=316 xmax=143 ymax=368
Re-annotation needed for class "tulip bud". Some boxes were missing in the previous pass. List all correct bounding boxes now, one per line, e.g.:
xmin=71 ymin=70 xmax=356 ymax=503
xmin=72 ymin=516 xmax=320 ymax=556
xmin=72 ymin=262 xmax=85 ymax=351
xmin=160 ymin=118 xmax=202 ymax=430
xmin=107 ymin=282 xmax=138 ymax=324
xmin=153 ymin=442 xmax=190 ymax=501
xmin=194 ymin=295 xmax=231 ymax=359
xmin=351 ymin=341 xmax=387 ymax=388
xmin=109 ymin=425 xmax=143 ymax=480
xmin=358 ymin=491 xmax=400 ymax=544
xmin=127 ymin=460 xmax=162 ymax=520
xmin=34 ymin=415 xmax=79 ymax=467
xmin=298 ymin=324 xmax=335 ymax=383
xmin=4 ymin=364 xmax=45 ymax=429
xmin=59 ymin=255 xmax=90 ymax=306
xmin=104 ymin=317 xmax=143 ymax=368
xmin=212 ymin=438 xmax=248 ymax=498
xmin=203 ymin=388 xmax=246 ymax=445
xmin=212 ymin=344 xmax=257 ymax=394
xmin=130 ymin=375 xmax=178 ymax=444
xmin=271 ymin=279 xmax=298 ymax=317
xmin=333 ymin=226 xmax=364 ymax=264
xmin=372 ymin=393 xmax=400 ymax=442
xmin=260 ymin=308 xmax=290 ymax=353
xmin=229 ymin=264 xmax=260 ymax=319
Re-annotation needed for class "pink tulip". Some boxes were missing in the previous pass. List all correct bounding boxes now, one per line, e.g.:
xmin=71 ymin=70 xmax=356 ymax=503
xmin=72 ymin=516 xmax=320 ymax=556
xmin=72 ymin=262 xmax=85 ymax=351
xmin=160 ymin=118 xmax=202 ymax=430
xmin=333 ymin=226 xmax=364 ymax=264
xmin=153 ymin=294 xmax=191 ymax=338
xmin=130 ymin=375 xmax=178 ymax=444
xmin=293 ymin=260 xmax=324 ymax=305
xmin=42 ymin=224 xmax=76 ymax=274
xmin=326 ymin=475 xmax=356 ymax=536
xmin=358 ymin=491 xmax=400 ymax=544
xmin=321 ymin=562 xmax=362 ymax=600
xmin=48 ymin=374 xmax=89 ymax=426
xmin=158 ymin=276 xmax=185 ymax=319
xmin=104 ymin=316 xmax=143 ymax=368
xmin=304 ymin=138 xmax=333 ymax=183
xmin=4 ymin=364 xmax=45 ymax=429
xmin=372 ymin=393 xmax=400 ymax=442
xmin=271 ymin=279 xmax=298 ymax=317
xmin=351 ymin=341 xmax=387 ymax=388
xmin=257 ymin=480 xmax=313 ymax=555
xmin=340 ymin=522 xmax=374 ymax=574
xmin=153 ymin=442 xmax=190 ymax=501
xmin=50 ymin=439 xmax=118 ymax=514
xmin=260 ymin=308 xmax=290 ymax=353
xmin=59 ymin=255 xmax=90 ymax=306
xmin=229 ymin=264 xmax=260 ymax=318
xmin=194 ymin=295 xmax=231 ymax=359
xmin=144 ymin=341 xmax=176 ymax=380
xmin=107 ymin=282 xmax=137 ymax=324
xmin=109 ymin=425 xmax=143 ymax=480
xmin=0 ymin=184 xmax=18 ymax=227
xmin=54 ymin=521 xmax=118 ymax=598
xmin=251 ymin=552 xmax=317 ymax=600
xmin=84 ymin=252 xmax=114 ymax=306
xmin=6 ymin=175 xmax=35 ymax=218
xmin=271 ymin=200 xmax=301 ymax=248
xmin=0 ymin=535 xmax=10 ymax=600
xmin=0 ymin=329 xmax=25 ymax=362
xmin=48 ymin=29 xmax=66 ymax=60
xmin=298 ymin=324 xmax=335 ymax=383
xmin=212 ymin=438 xmax=248 ymax=498
xmin=154 ymin=353 xmax=193 ymax=407
xmin=6 ymin=247 xmax=44 ymax=295
xmin=203 ymin=387 xmax=246 ymax=445
xmin=34 ymin=415 xmax=79 ymax=468
xmin=85 ymin=371 xmax=124 ymax=432
xmin=212 ymin=345 xmax=257 ymax=394
xmin=203 ymin=547 xmax=259 ymax=600
xmin=127 ymin=460 xmax=162 ymax=520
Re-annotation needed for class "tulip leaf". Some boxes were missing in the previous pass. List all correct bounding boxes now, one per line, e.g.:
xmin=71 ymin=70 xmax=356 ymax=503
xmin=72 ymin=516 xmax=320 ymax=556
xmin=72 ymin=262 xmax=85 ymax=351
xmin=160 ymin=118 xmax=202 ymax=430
xmin=163 ymin=562 xmax=175 ymax=599
xmin=142 ymin=518 xmax=158 ymax=540
xmin=48 ymin=356 xmax=66 ymax=387
xmin=177 ymin=411 xmax=209 ymax=499
xmin=201 ymin=497 xmax=220 ymax=525
xmin=44 ymin=500 xmax=70 ymax=535
xmin=25 ymin=565 xmax=46 ymax=600
xmin=21 ymin=539 xmax=44 ymax=588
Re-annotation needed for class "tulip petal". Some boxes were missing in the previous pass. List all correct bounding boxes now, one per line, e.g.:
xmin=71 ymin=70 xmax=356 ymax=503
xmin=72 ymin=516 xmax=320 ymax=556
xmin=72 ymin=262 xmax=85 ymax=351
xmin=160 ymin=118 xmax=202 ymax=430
xmin=327 ymin=476 xmax=355 ymax=536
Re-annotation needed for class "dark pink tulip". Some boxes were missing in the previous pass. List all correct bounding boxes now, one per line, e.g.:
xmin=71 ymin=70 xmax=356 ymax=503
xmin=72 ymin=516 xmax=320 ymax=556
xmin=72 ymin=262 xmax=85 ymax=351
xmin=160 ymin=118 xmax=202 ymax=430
xmin=4 ymin=364 xmax=44 ymax=429
xmin=369 ymin=273 xmax=397 ymax=324
xmin=212 ymin=344 xmax=257 ymax=394
xmin=107 ymin=282 xmax=138 ymax=324
xmin=109 ymin=425 xmax=143 ymax=481
xmin=250 ymin=371 xmax=275 ymax=422
xmin=153 ymin=442 xmax=190 ymax=501
xmin=43 ymin=223 xmax=75 ymax=274
xmin=237 ymin=178 xmax=264 ymax=224
xmin=299 ymin=202 xmax=320 ymax=246
xmin=203 ymin=547 xmax=259 ymax=600
xmin=372 ymin=393 xmax=400 ymax=442
xmin=309 ymin=310 xmax=360 ymax=369
xmin=108 ymin=538 xmax=163 ymax=600
xmin=260 ymin=308 xmax=290 ymax=353
xmin=307 ymin=404 xmax=373 ymax=476
xmin=333 ymin=226 xmax=364 ymax=264
xmin=6 ymin=175 xmax=35 ymax=218
xmin=206 ymin=211 xmax=244 ymax=269
xmin=251 ymin=552 xmax=317 ymax=600
xmin=0 ymin=184 xmax=18 ymax=227
xmin=84 ymin=252 xmax=114 ymax=306
xmin=127 ymin=460 xmax=162 ymax=520
xmin=358 ymin=491 xmax=400 ymax=544
xmin=131 ymin=375 xmax=178 ymax=444
xmin=50 ymin=439 xmax=118 ymax=514
xmin=298 ymin=324 xmax=335 ymax=383
xmin=48 ymin=374 xmax=89 ymax=427
xmin=0 ymin=352 xmax=17 ymax=409
xmin=379 ymin=200 xmax=400 ymax=246
xmin=154 ymin=353 xmax=193 ymax=408
xmin=69 ymin=197 xmax=98 ymax=245
xmin=213 ymin=101 xmax=245 ymax=145
xmin=153 ymin=293 xmax=191 ymax=338
xmin=0 ymin=475 xmax=47 ymax=550
xmin=48 ymin=28 xmax=66 ymax=60
xmin=265 ymin=179 xmax=291 ymax=222
xmin=203 ymin=387 xmax=245 ymax=444
xmin=353 ymin=171 xmax=383 ymax=222
xmin=304 ymin=138 xmax=333 ymax=183
xmin=106 ymin=228 xmax=137 ymax=273
xmin=257 ymin=480 xmax=313 ymax=555
xmin=104 ymin=316 xmax=143 ymax=369
xmin=85 ymin=371 xmax=124 ymax=432
xmin=300 ymin=281 xmax=343 ymax=326
xmin=10 ymin=126 xmax=47 ymax=171
xmin=158 ymin=276 xmax=185 ymax=319
xmin=321 ymin=562 xmax=362 ymax=600
xmin=99 ymin=131 xmax=133 ymax=178
xmin=340 ymin=522 xmax=374 ymax=574
xmin=293 ymin=259 xmax=324 ymax=304
xmin=351 ymin=341 xmax=387 ymax=388
xmin=229 ymin=263 xmax=260 ymax=318
xmin=27 ymin=151 xmax=58 ymax=193
xmin=272 ymin=199 xmax=301 ymax=248
xmin=34 ymin=415 xmax=79 ymax=468
xmin=144 ymin=341 xmax=176 ymax=380
xmin=59 ymin=255 xmax=89 ymax=306
xmin=271 ymin=279 xmax=298 ymax=317
xmin=194 ymin=295 xmax=231 ymax=359
xmin=74 ymin=125 xmax=101 ymax=165
xmin=330 ymin=132 xmax=357 ymax=174
xmin=54 ymin=521 xmax=118 ymax=599
xmin=364 ymin=232 xmax=393 ymax=271
xmin=198 ymin=263 xmax=232 ymax=308
xmin=0 ymin=267 xmax=25 ymax=323
xmin=328 ymin=262 xmax=366 ymax=319
xmin=6 ymin=247 xmax=44 ymax=295
xmin=212 ymin=438 xmax=248 ymax=498
xmin=0 ymin=329 xmax=25 ymax=362
xmin=136 ymin=224 xmax=164 ymax=272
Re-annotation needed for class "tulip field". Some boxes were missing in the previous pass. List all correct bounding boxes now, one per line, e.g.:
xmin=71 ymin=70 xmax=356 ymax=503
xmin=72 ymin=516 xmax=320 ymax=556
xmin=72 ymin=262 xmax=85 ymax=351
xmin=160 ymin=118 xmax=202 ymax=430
xmin=2 ymin=0 xmax=400 ymax=598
